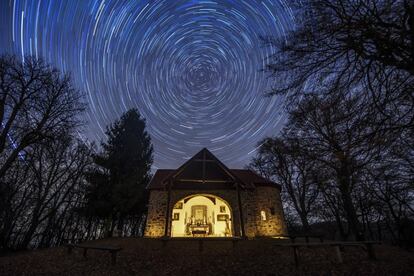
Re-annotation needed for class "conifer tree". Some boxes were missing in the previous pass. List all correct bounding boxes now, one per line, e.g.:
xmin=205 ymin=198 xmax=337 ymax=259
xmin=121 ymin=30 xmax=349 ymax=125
xmin=85 ymin=109 xmax=153 ymax=236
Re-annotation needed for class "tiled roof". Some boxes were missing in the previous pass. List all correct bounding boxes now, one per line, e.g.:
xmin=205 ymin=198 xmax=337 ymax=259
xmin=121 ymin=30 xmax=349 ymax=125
xmin=146 ymin=148 xmax=280 ymax=190
xmin=147 ymin=168 xmax=280 ymax=190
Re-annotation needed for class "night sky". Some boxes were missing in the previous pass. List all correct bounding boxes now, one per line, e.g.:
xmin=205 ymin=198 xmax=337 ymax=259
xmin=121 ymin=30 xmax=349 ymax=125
xmin=0 ymin=0 xmax=295 ymax=170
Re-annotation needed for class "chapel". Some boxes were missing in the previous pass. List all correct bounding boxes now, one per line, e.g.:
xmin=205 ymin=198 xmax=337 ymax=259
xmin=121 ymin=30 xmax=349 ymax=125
xmin=144 ymin=148 xmax=287 ymax=238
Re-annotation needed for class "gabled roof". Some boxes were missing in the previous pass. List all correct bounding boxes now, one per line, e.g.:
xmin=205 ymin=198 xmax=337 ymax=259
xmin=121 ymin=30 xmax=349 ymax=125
xmin=147 ymin=148 xmax=280 ymax=190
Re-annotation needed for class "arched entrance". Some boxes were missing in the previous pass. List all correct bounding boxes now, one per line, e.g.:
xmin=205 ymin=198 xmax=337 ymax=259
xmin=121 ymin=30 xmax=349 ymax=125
xmin=170 ymin=194 xmax=233 ymax=237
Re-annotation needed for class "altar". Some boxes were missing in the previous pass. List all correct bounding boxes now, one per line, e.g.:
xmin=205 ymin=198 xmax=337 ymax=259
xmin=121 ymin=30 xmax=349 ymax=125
xmin=189 ymin=225 xmax=210 ymax=236
xmin=186 ymin=205 xmax=212 ymax=236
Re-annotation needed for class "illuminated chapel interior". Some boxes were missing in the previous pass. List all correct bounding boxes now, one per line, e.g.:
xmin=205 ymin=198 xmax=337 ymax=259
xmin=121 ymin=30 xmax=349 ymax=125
xmin=171 ymin=194 xmax=233 ymax=237
xmin=144 ymin=148 xmax=288 ymax=238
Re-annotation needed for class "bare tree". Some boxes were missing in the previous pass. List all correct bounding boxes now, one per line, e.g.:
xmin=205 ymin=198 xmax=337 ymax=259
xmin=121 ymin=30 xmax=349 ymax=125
xmin=0 ymin=55 xmax=85 ymax=179
xmin=0 ymin=55 xmax=91 ymax=252
xmin=250 ymin=136 xmax=320 ymax=232
xmin=255 ymin=0 xmax=414 ymax=242
xmin=363 ymin=127 xmax=414 ymax=244
xmin=20 ymin=137 xmax=93 ymax=249
xmin=0 ymin=152 xmax=33 ymax=250
xmin=264 ymin=0 xmax=414 ymax=129
xmin=288 ymin=92 xmax=391 ymax=240
xmin=0 ymin=136 xmax=93 ymax=251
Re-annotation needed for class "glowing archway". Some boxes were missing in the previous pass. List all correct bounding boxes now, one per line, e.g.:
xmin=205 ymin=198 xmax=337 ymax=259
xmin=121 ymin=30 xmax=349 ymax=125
xmin=171 ymin=194 xmax=233 ymax=237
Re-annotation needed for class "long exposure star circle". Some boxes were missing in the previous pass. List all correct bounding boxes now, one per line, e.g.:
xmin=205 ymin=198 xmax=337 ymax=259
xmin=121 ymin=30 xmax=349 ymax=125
xmin=0 ymin=0 xmax=295 ymax=169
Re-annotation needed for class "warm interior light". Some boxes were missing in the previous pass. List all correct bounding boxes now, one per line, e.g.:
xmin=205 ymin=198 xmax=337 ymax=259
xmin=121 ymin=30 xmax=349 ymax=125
xmin=260 ymin=210 xmax=267 ymax=221
xmin=171 ymin=194 xmax=233 ymax=237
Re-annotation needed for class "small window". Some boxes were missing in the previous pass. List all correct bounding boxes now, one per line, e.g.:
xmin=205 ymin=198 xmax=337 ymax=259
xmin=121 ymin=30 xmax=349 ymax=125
xmin=217 ymin=214 xmax=229 ymax=221
xmin=270 ymin=207 xmax=275 ymax=215
xmin=260 ymin=210 xmax=267 ymax=221
xmin=220 ymin=206 xmax=226 ymax=213
xmin=173 ymin=213 xmax=180 ymax=220
xmin=174 ymin=202 xmax=183 ymax=209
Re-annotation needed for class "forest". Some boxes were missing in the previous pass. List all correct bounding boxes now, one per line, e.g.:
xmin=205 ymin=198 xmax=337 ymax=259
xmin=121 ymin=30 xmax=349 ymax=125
xmin=0 ymin=56 xmax=153 ymax=253
xmin=249 ymin=0 xmax=413 ymax=245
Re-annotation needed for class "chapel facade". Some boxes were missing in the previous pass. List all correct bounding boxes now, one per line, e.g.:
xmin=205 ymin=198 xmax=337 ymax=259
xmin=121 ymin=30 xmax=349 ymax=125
xmin=144 ymin=148 xmax=287 ymax=238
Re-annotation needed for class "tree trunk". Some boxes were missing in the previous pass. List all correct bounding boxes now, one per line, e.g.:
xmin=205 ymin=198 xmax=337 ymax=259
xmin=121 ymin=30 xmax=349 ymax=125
xmin=338 ymin=172 xmax=363 ymax=241
xmin=298 ymin=212 xmax=311 ymax=233
xmin=104 ymin=216 xmax=114 ymax=238
xmin=117 ymin=215 xmax=124 ymax=237
xmin=18 ymin=203 xmax=43 ymax=249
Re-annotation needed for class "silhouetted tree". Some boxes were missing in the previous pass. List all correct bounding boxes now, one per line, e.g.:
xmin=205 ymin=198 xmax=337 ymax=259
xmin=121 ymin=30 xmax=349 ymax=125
xmin=0 ymin=55 xmax=84 ymax=180
xmin=264 ymin=0 xmax=414 ymax=129
xmin=85 ymin=109 xmax=153 ymax=236
xmin=0 ymin=136 xmax=93 ymax=252
xmin=363 ymin=126 xmax=414 ymax=245
xmin=250 ymin=137 xmax=320 ymax=232
xmin=0 ymin=55 xmax=89 ymax=252
xmin=251 ymin=92 xmax=403 ymax=241
xmin=290 ymin=93 xmax=391 ymax=240
xmin=255 ymin=0 xmax=414 ymax=244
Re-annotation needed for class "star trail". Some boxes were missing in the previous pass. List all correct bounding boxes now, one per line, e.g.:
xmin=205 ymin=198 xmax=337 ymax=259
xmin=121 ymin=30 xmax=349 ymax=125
xmin=0 ymin=0 xmax=295 ymax=169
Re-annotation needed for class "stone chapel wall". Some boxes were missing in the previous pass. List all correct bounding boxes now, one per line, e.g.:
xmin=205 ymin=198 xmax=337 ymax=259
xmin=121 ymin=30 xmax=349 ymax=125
xmin=254 ymin=186 xmax=288 ymax=236
xmin=144 ymin=186 xmax=288 ymax=238
xmin=144 ymin=190 xmax=168 ymax=237
xmin=240 ymin=189 xmax=258 ymax=238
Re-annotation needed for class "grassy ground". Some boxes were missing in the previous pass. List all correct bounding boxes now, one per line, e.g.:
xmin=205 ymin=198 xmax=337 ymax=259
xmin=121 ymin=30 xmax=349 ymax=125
xmin=0 ymin=237 xmax=413 ymax=275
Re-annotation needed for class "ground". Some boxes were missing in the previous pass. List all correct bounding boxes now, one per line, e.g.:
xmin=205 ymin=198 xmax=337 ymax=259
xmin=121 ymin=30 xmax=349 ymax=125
xmin=1 ymin=238 xmax=413 ymax=275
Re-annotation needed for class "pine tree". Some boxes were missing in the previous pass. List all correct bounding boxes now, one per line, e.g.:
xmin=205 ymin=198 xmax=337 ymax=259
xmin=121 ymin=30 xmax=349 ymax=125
xmin=85 ymin=109 xmax=153 ymax=236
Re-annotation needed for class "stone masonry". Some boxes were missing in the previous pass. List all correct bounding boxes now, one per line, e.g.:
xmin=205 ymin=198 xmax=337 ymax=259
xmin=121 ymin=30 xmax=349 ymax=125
xmin=144 ymin=186 xmax=287 ymax=238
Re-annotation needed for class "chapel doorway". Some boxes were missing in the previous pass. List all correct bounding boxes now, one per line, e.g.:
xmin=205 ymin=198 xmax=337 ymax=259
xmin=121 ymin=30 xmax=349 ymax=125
xmin=170 ymin=194 xmax=233 ymax=237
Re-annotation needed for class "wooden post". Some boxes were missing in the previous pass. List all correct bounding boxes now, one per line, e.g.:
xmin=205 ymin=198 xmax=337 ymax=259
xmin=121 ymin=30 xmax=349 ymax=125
xmin=111 ymin=251 xmax=117 ymax=265
xmin=236 ymin=182 xmax=246 ymax=238
xmin=366 ymin=243 xmax=376 ymax=260
xmin=293 ymin=246 xmax=299 ymax=267
xmin=334 ymin=245 xmax=343 ymax=263
xmin=67 ymin=244 xmax=73 ymax=254
xmin=232 ymin=239 xmax=238 ymax=251
xmin=83 ymin=248 xmax=88 ymax=258
xmin=162 ymin=237 xmax=168 ymax=248
xmin=164 ymin=180 xmax=172 ymax=237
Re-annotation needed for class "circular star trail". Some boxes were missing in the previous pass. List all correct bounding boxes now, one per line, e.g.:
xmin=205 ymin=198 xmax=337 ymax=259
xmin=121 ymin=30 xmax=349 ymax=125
xmin=0 ymin=0 xmax=295 ymax=169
